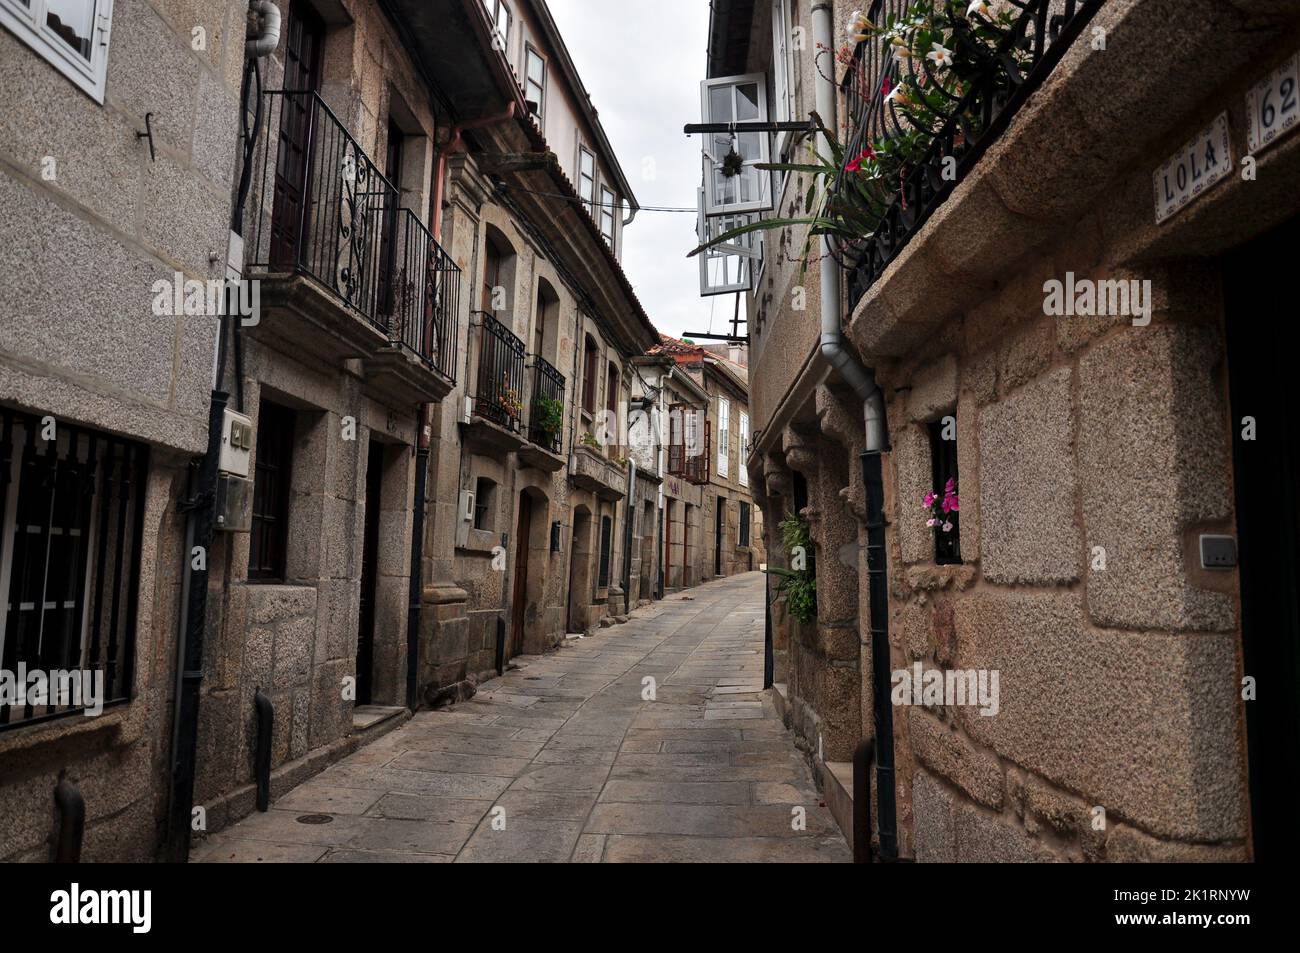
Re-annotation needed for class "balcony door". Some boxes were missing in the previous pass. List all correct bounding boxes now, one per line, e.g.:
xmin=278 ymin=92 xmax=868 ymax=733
xmin=269 ymin=1 xmax=325 ymax=269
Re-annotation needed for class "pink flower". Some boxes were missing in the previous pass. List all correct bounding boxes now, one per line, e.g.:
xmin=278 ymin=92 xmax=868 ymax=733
xmin=926 ymin=518 xmax=937 ymax=528
xmin=941 ymin=497 xmax=951 ymax=514
xmin=947 ymin=495 xmax=960 ymax=512
xmin=945 ymin=477 xmax=956 ymax=493
xmin=923 ymin=490 xmax=936 ymax=508
xmin=942 ymin=521 xmax=953 ymax=533
xmin=845 ymin=145 xmax=877 ymax=172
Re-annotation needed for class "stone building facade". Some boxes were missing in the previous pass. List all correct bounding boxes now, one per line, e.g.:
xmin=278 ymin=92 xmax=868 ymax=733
xmin=0 ymin=0 xmax=769 ymax=864
xmin=416 ymin=0 xmax=662 ymax=705
xmin=652 ymin=338 xmax=765 ymax=582
xmin=704 ymin=0 xmax=1300 ymax=861
xmin=0 ymin=0 xmax=248 ymax=860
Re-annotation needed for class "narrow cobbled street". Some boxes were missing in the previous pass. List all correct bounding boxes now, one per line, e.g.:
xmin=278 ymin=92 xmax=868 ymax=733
xmin=193 ymin=573 xmax=848 ymax=863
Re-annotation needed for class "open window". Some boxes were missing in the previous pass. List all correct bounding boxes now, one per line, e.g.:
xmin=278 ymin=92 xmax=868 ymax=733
xmin=697 ymin=188 xmax=762 ymax=297
xmin=700 ymin=73 xmax=773 ymax=216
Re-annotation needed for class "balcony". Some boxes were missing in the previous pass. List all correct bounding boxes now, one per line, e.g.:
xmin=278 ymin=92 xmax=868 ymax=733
xmin=667 ymin=404 xmax=710 ymax=486
xmin=519 ymin=355 xmax=566 ymax=472
xmin=569 ymin=444 xmax=627 ymax=501
xmin=241 ymin=89 xmax=460 ymax=400
xmin=464 ymin=312 xmax=527 ymax=454
xmin=366 ymin=209 xmax=461 ymax=401
xmin=834 ymin=0 xmax=1103 ymax=308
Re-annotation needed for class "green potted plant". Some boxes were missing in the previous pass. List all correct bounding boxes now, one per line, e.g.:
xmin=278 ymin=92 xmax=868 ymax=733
xmin=532 ymin=394 xmax=564 ymax=443
xmin=765 ymin=514 xmax=817 ymax=625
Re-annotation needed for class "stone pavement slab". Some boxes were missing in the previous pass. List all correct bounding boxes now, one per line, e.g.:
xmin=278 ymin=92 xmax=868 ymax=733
xmin=193 ymin=572 xmax=849 ymax=863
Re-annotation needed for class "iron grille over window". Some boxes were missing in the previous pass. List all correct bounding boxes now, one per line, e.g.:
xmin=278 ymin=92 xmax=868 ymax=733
xmin=250 ymin=401 xmax=296 ymax=581
xmin=0 ymin=408 xmax=148 ymax=729
xmin=928 ymin=420 xmax=962 ymax=566
xmin=739 ymin=501 xmax=751 ymax=548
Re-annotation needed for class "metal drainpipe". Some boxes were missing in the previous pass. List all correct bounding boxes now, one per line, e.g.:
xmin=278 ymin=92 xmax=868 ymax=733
xmin=406 ymin=411 xmax=431 ymax=710
xmin=622 ymin=459 xmax=636 ymax=614
xmin=811 ymin=0 xmax=895 ymax=858
xmin=165 ymin=2 xmax=284 ymax=861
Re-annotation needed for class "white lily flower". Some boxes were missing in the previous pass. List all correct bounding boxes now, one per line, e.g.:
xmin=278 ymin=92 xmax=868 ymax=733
xmin=968 ymin=0 xmax=991 ymax=16
xmin=926 ymin=43 xmax=953 ymax=68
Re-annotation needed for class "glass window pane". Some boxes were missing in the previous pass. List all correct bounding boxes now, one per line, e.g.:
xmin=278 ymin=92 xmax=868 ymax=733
xmin=736 ymin=83 xmax=760 ymax=121
xmin=708 ymin=85 xmax=732 ymax=123
xmin=45 ymin=0 xmax=96 ymax=60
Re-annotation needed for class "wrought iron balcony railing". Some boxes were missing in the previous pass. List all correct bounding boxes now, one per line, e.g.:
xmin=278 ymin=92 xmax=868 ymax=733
xmin=242 ymin=89 xmax=464 ymax=380
xmin=470 ymin=312 xmax=526 ymax=432
xmin=834 ymin=0 xmax=1104 ymax=308
xmin=245 ymin=89 xmax=396 ymax=328
xmin=527 ymin=355 xmax=565 ymax=453
xmin=387 ymin=209 xmax=461 ymax=383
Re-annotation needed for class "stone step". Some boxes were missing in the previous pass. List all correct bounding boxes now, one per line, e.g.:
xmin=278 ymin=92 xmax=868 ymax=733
xmin=823 ymin=760 xmax=854 ymax=848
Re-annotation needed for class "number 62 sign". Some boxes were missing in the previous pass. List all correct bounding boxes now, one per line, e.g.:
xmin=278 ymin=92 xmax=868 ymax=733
xmin=1247 ymin=51 xmax=1300 ymax=155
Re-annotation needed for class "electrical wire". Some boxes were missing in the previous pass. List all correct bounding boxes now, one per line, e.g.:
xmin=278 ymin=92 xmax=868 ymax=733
xmin=495 ymin=181 xmax=699 ymax=213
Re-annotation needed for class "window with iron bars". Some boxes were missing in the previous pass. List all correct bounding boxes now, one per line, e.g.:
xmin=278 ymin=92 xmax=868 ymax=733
xmin=0 ymin=408 xmax=148 ymax=729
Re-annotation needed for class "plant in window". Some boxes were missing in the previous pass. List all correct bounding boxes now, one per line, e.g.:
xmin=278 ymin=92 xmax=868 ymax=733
xmin=499 ymin=379 xmax=523 ymax=419
xmin=532 ymin=395 xmax=564 ymax=440
xmin=691 ymin=1 xmax=1035 ymax=273
xmin=766 ymin=514 xmax=817 ymax=625
xmin=923 ymin=478 xmax=960 ymax=535
xmin=580 ymin=431 xmax=601 ymax=450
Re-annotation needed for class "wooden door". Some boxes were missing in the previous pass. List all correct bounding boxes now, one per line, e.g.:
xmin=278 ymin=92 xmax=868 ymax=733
xmin=356 ymin=441 xmax=383 ymax=705
xmin=268 ymin=1 xmax=325 ymax=269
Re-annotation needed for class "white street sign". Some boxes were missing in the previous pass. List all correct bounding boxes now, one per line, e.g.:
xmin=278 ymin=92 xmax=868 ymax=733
xmin=1153 ymin=112 xmax=1233 ymax=225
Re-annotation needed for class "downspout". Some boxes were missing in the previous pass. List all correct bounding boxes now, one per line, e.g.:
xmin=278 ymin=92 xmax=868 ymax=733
xmin=166 ymin=1 xmax=281 ymax=863
xmin=622 ymin=459 xmax=636 ymax=614
xmin=432 ymin=104 xmax=517 ymax=241
xmin=811 ymin=0 xmax=895 ymax=860
xmin=406 ymin=412 xmax=430 ymax=709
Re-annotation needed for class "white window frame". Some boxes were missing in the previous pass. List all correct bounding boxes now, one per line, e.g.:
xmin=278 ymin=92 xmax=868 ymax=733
xmin=483 ymin=0 xmax=511 ymax=54
xmin=599 ymin=185 xmax=616 ymax=247
xmin=738 ymin=412 xmax=750 ymax=487
xmin=771 ymin=0 xmax=797 ymax=158
xmin=717 ymin=397 xmax=730 ymax=478
xmin=1 ymin=0 xmax=113 ymax=103
xmin=700 ymin=72 xmax=773 ymax=215
xmin=577 ymin=145 xmax=597 ymax=216
xmin=524 ymin=42 xmax=546 ymax=121
xmin=697 ymin=187 xmax=762 ymax=297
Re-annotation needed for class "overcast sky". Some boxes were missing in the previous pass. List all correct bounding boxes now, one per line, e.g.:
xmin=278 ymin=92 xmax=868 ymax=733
xmin=548 ymin=0 xmax=733 ymax=341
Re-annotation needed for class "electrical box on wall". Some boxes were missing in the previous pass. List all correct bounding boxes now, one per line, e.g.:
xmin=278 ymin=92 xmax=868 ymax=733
xmin=219 ymin=409 xmax=254 ymax=477
xmin=460 ymin=489 xmax=476 ymax=523
xmin=214 ymin=472 xmax=253 ymax=533
xmin=1200 ymin=534 xmax=1237 ymax=570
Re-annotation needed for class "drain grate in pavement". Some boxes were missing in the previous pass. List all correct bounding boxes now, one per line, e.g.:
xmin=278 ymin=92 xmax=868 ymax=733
xmin=296 ymin=814 xmax=334 ymax=825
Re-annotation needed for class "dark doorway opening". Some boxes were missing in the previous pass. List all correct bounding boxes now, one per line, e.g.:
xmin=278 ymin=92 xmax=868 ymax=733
xmin=510 ymin=491 xmax=533 ymax=659
xmin=268 ymin=0 xmax=325 ymax=269
xmin=356 ymin=440 xmax=384 ymax=705
xmin=715 ymin=499 xmax=724 ymax=576
xmin=1223 ymin=213 xmax=1300 ymax=861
